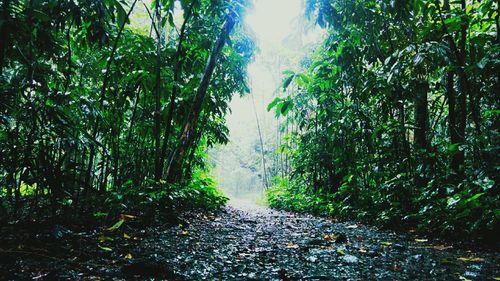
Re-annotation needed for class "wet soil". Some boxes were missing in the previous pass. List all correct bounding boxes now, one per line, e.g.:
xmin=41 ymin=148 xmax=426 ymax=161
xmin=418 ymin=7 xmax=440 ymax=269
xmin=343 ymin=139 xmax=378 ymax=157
xmin=0 ymin=200 xmax=499 ymax=280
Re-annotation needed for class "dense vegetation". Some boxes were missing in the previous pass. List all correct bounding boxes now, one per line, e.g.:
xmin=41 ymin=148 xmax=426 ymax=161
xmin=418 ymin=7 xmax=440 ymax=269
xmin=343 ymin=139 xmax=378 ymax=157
xmin=0 ymin=0 xmax=253 ymax=222
xmin=267 ymin=0 xmax=499 ymax=241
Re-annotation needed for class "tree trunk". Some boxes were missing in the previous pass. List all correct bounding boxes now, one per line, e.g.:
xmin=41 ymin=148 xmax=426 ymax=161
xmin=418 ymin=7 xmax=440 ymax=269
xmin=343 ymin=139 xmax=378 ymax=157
xmin=251 ymin=92 xmax=269 ymax=189
xmin=414 ymin=79 xmax=429 ymax=188
xmin=441 ymin=0 xmax=467 ymax=180
xmin=414 ymin=79 xmax=429 ymax=151
xmin=0 ymin=0 xmax=10 ymax=75
xmin=159 ymin=0 xmax=198 ymax=178
xmin=87 ymin=0 xmax=138 ymax=188
xmin=166 ymin=8 xmax=238 ymax=183
xmin=154 ymin=0 xmax=162 ymax=181
xmin=451 ymin=0 xmax=469 ymax=181
xmin=446 ymin=72 xmax=462 ymax=173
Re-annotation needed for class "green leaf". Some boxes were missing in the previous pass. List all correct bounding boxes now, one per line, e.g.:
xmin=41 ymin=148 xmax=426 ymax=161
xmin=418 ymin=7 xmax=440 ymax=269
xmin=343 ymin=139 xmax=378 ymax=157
xmin=107 ymin=219 xmax=125 ymax=231
xmin=115 ymin=0 xmax=127 ymax=26
xmin=447 ymin=143 xmax=460 ymax=153
xmin=32 ymin=9 xmax=51 ymax=22
xmin=295 ymin=74 xmax=309 ymax=87
xmin=477 ymin=57 xmax=489 ymax=69
xmin=464 ymin=193 xmax=485 ymax=204
xmin=267 ymin=97 xmax=282 ymax=112
xmin=444 ymin=16 xmax=462 ymax=33
xmin=168 ymin=12 xmax=175 ymax=27
xmin=280 ymin=100 xmax=293 ymax=116
xmin=98 ymin=245 xmax=113 ymax=252
xmin=282 ymin=75 xmax=295 ymax=91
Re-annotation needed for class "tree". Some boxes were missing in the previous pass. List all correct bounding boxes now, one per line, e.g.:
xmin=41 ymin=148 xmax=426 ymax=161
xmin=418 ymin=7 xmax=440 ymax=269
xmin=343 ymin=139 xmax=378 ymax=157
xmin=166 ymin=0 xmax=245 ymax=183
xmin=267 ymin=0 xmax=499 ymax=239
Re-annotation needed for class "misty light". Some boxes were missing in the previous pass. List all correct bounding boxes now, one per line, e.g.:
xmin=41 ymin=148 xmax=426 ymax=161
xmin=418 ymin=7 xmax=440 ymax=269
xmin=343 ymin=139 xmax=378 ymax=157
xmin=245 ymin=0 xmax=302 ymax=47
xmin=210 ymin=0 xmax=324 ymax=205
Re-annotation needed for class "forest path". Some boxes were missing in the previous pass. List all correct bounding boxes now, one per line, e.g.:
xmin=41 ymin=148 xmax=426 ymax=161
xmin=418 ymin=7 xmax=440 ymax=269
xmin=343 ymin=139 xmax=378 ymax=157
xmin=136 ymin=200 xmax=499 ymax=280
xmin=1 ymin=201 xmax=499 ymax=280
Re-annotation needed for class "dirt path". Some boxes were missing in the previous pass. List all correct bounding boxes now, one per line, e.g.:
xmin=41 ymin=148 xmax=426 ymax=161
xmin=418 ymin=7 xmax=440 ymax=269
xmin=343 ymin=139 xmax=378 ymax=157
xmin=136 ymin=199 xmax=499 ymax=280
xmin=1 ymin=200 xmax=499 ymax=280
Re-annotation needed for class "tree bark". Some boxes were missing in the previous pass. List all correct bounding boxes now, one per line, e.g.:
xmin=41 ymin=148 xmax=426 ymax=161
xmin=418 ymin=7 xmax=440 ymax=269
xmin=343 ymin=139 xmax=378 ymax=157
xmin=154 ymin=0 xmax=163 ymax=181
xmin=0 ymin=0 xmax=10 ymax=75
xmin=166 ymin=7 xmax=238 ymax=183
xmin=451 ymin=0 xmax=469 ymax=180
xmin=414 ymin=79 xmax=429 ymax=188
xmin=414 ymin=79 xmax=429 ymax=151
xmin=440 ymin=0 xmax=467 ymax=180
xmin=159 ymin=0 xmax=198 ymax=178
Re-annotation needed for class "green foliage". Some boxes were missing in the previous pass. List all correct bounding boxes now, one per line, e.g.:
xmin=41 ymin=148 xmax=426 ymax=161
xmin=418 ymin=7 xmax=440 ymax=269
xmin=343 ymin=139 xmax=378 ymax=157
xmin=0 ymin=0 xmax=252 ymax=222
xmin=267 ymin=177 xmax=336 ymax=216
xmin=183 ymin=168 xmax=229 ymax=210
xmin=268 ymin=0 xmax=499 ymax=241
xmin=101 ymin=166 xmax=227 ymax=218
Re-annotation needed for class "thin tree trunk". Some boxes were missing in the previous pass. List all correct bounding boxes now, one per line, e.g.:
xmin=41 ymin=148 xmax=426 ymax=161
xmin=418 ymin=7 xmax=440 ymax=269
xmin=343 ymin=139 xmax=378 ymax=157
xmin=0 ymin=0 xmax=10 ymax=75
xmin=159 ymin=0 xmax=198 ymax=178
xmin=469 ymin=44 xmax=481 ymax=136
xmin=414 ymin=79 xmax=429 ymax=151
xmin=154 ymin=0 xmax=162 ymax=181
xmin=166 ymin=7 xmax=239 ymax=183
xmin=86 ymin=0 xmax=138 ymax=188
xmin=440 ymin=0 xmax=467 ymax=179
xmin=251 ymin=92 xmax=269 ymax=188
xmin=451 ymin=0 xmax=469 ymax=180
xmin=414 ymin=79 xmax=429 ymax=188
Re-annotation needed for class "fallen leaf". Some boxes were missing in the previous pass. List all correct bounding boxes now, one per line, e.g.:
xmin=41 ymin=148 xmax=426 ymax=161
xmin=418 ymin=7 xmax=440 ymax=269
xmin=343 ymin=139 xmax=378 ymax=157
xmin=286 ymin=242 xmax=299 ymax=249
xmin=493 ymin=277 xmax=500 ymax=280
xmin=440 ymin=258 xmax=456 ymax=265
xmin=381 ymin=241 xmax=392 ymax=246
xmin=124 ymin=253 xmax=133 ymax=259
xmin=459 ymin=277 xmax=472 ymax=281
xmin=457 ymin=257 xmax=484 ymax=262
xmin=120 ymin=214 xmax=136 ymax=220
xmin=324 ymin=234 xmax=337 ymax=241
xmin=433 ymin=245 xmax=452 ymax=251
xmin=98 ymin=236 xmax=114 ymax=243
xmin=106 ymin=219 xmax=124 ymax=231
xmin=337 ymin=248 xmax=345 ymax=255
xmin=346 ymin=224 xmax=358 ymax=229
xmin=98 ymin=245 xmax=113 ymax=252
xmin=415 ymin=239 xmax=428 ymax=243
xmin=123 ymin=233 xmax=131 ymax=239
xmin=181 ymin=230 xmax=189 ymax=236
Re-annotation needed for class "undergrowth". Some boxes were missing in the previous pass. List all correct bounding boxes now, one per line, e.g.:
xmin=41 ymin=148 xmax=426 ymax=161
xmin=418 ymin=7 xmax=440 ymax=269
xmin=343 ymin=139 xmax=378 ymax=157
xmin=267 ymin=176 xmax=499 ymax=244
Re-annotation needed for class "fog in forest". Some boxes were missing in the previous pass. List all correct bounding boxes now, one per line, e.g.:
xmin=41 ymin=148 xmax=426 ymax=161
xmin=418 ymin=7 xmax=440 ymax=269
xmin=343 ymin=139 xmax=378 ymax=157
xmin=209 ymin=0 xmax=322 ymax=202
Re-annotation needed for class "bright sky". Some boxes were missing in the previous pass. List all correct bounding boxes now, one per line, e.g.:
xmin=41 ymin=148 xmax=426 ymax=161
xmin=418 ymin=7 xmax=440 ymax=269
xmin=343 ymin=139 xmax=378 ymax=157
xmin=245 ymin=0 xmax=302 ymax=46
xmin=211 ymin=0 xmax=323 ymax=199
xmin=230 ymin=0 xmax=310 ymax=138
